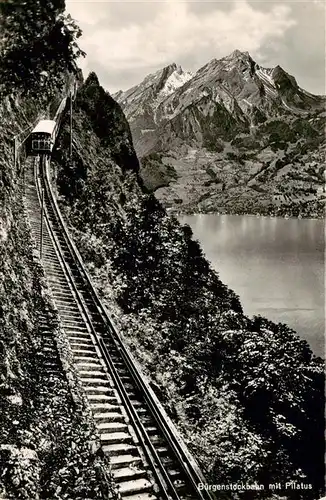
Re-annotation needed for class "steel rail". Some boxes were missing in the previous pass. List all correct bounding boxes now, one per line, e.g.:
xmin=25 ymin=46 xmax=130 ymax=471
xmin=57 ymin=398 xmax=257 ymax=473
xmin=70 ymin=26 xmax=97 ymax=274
xmin=36 ymin=158 xmax=181 ymax=500
xmin=42 ymin=159 xmax=214 ymax=500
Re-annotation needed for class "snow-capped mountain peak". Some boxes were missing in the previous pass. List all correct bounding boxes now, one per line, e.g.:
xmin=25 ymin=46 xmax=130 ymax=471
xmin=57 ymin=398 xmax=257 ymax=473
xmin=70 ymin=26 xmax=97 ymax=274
xmin=158 ymin=66 xmax=193 ymax=98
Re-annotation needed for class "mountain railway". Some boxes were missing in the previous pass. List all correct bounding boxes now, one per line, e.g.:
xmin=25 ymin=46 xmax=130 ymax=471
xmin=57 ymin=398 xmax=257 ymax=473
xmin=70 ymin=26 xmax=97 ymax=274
xmin=24 ymin=150 xmax=214 ymax=499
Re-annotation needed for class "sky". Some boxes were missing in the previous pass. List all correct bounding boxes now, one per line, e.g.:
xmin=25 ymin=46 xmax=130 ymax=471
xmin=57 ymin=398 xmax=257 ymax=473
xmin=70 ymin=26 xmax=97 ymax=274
xmin=65 ymin=0 xmax=326 ymax=95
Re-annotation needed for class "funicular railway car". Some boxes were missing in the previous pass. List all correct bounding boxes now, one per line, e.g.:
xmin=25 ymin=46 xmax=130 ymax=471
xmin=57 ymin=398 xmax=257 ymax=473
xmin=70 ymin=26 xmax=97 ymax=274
xmin=27 ymin=119 xmax=56 ymax=156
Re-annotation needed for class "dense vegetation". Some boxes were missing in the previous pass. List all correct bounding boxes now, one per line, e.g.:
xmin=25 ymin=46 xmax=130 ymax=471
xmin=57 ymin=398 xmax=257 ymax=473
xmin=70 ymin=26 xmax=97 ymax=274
xmin=53 ymin=74 xmax=325 ymax=499
xmin=0 ymin=2 xmax=116 ymax=498
xmin=0 ymin=0 xmax=83 ymax=99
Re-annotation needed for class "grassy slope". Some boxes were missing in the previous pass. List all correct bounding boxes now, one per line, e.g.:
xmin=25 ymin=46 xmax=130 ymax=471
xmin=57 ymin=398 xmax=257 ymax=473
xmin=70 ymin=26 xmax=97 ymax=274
xmin=53 ymin=75 xmax=325 ymax=499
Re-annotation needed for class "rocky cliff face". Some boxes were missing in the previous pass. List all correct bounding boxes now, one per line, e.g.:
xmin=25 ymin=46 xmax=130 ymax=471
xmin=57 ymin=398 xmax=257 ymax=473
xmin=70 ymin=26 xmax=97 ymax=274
xmin=115 ymin=50 xmax=326 ymax=217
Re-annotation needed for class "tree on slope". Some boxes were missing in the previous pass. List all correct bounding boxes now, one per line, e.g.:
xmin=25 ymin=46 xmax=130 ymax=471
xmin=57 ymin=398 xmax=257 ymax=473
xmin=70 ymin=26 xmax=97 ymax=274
xmin=0 ymin=0 xmax=84 ymax=97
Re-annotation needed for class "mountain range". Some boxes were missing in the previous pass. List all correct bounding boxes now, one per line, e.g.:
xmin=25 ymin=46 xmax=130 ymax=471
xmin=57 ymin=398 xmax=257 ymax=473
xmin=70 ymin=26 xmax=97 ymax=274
xmin=114 ymin=50 xmax=326 ymax=217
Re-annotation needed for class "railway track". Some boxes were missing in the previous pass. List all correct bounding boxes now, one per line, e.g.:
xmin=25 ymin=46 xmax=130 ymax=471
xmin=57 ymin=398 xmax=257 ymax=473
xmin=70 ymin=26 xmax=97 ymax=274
xmin=24 ymin=156 xmax=214 ymax=500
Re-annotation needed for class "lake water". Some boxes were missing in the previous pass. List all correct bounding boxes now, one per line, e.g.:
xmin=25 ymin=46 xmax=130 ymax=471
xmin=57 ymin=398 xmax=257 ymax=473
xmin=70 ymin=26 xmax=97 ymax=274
xmin=179 ymin=214 xmax=325 ymax=358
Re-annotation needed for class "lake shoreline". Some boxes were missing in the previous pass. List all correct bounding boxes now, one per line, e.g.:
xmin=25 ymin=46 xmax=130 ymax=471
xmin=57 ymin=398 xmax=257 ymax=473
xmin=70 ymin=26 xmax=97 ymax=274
xmin=172 ymin=209 xmax=325 ymax=221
